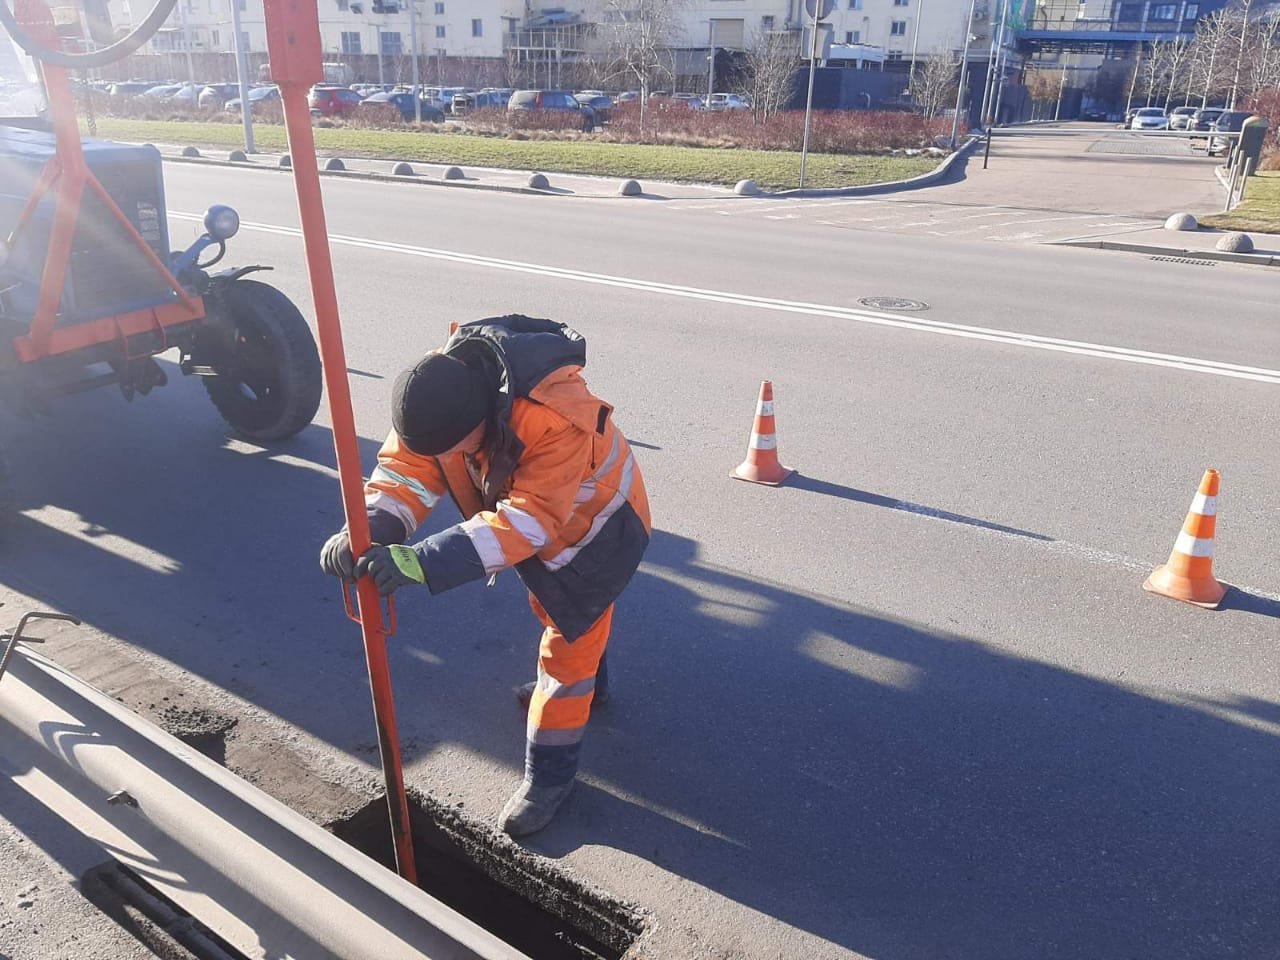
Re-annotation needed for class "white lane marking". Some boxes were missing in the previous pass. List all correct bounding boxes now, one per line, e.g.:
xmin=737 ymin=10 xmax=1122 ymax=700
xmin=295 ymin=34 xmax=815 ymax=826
xmin=170 ymin=212 xmax=1280 ymax=386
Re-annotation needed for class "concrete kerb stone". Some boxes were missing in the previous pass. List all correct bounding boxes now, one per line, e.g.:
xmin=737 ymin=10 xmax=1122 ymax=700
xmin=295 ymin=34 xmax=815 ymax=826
xmin=764 ymin=134 xmax=984 ymax=200
xmin=1055 ymin=236 xmax=1279 ymax=267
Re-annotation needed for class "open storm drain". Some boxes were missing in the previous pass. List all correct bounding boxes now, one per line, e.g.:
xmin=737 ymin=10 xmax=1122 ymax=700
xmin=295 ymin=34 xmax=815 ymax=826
xmin=328 ymin=793 xmax=644 ymax=960
xmin=858 ymin=296 xmax=930 ymax=311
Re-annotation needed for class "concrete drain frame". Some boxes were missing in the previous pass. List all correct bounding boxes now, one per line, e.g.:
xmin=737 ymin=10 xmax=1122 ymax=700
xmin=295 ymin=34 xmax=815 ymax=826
xmin=328 ymin=791 xmax=644 ymax=960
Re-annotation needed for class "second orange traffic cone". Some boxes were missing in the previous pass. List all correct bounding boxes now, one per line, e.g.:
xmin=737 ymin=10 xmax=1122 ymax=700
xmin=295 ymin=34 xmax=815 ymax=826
xmin=731 ymin=380 xmax=794 ymax=486
xmin=1143 ymin=468 xmax=1227 ymax=609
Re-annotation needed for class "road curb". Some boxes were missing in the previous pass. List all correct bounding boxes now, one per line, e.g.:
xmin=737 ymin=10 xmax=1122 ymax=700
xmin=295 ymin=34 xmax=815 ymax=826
xmin=159 ymin=153 xmax=549 ymax=196
xmin=155 ymin=144 xmax=970 ymax=200
xmin=766 ymin=135 xmax=983 ymax=199
xmin=1053 ymin=236 xmax=1279 ymax=266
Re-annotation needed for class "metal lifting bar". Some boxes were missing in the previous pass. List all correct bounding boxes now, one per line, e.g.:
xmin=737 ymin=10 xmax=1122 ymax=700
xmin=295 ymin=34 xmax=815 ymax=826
xmin=261 ymin=0 xmax=418 ymax=883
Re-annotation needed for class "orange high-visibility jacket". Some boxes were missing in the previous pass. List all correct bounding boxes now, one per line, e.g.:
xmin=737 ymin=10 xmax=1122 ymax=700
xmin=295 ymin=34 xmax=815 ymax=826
xmin=364 ymin=316 xmax=651 ymax=640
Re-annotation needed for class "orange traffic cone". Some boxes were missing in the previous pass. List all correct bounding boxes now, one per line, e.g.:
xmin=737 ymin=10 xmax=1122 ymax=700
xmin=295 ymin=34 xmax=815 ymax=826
xmin=1143 ymin=468 xmax=1227 ymax=609
xmin=731 ymin=380 xmax=794 ymax=486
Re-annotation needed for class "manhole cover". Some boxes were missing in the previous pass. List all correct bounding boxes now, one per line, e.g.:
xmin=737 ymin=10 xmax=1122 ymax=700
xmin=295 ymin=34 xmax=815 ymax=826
xmin=858 ymin=296 xmax=930 ymax=311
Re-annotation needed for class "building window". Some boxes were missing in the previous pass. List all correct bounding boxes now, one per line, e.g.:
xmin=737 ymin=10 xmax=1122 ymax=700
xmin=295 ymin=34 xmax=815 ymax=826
xmin=341 ymin=31 xmax=361 ymax=53
xmin=762 ymin=14 xmax=775 ymax=28
xmin=1116 ymin=2 xmax=1143 ymax=19
xmin=471 ymin=18 xmax=482 ymax=36
xmin=845 ymin=29 xmax=860 ymax=42
xmin=894 ymin=0 xmax=909 ymax=6
xmin=435 ymin=24 xmax=446 ymax=38
xmin=1151 ymin=3 xmax=1176 ymax=17
xmin=211 ymin=28 xmax=219 ymax=45
xmin=848 ymin=0 xmax=862 ymax=8
xmin=380 ymin=30 xmax=402 ymax=55
xmin=1183 ymin=2 xmax=1198 ymax=15
xmin=239 ymin=30 xmax=249 ymax=50
xmin=890 ymin=19 xmax=907 ymax=34
xmin=504 ymin=16 xmax=518 ymax=34
xmin=434 ymin=1 xmax=444 ymax=12
xmin=887 ymin=49 xmax=904 ymax=59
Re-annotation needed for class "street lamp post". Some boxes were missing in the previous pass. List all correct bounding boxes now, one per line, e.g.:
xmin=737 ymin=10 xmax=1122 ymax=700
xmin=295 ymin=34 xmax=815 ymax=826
xmin=799 ymin=0 xmax=833 ymax=190
xmin=408 ymin=0 xmax=420 ymax=121
xmin=949 ymin=0 xmax=981 ymax=148
xmin=228 ymin=0 xmax=254 ymax=152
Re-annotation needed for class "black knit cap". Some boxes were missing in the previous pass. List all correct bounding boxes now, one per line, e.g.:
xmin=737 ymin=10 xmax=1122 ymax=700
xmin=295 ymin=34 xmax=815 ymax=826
xmin=392 ymin=352 xmax=493 ymax=456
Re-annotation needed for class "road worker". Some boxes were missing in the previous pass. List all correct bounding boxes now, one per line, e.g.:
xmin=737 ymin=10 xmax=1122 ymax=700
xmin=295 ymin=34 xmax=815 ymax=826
xmin=320 ymin=315 xmax=651 ymax=836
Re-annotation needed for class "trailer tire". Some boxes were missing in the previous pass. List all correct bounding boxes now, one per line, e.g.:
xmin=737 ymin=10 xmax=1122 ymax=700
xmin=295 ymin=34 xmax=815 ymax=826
xmin=203 ymin=279 xmax=322 ymax=442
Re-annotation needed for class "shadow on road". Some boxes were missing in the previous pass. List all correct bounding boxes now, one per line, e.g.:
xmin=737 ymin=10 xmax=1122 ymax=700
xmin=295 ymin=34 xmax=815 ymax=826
xmin=1 ymin=370 xmax=1276 ymax=960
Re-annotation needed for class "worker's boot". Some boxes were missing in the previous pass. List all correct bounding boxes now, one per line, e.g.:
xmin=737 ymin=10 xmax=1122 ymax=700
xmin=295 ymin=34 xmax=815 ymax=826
xmin=499 ymin=778 xmax=575 ymax=837
xmin=514 ymin=652 xmax=610 ymax=710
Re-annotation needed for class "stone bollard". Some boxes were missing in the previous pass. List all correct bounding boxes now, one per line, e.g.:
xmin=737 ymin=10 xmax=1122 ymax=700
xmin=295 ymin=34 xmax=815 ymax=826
xmin=392 ymin=162 xmax=414 ymax=176
xmin=734 ymin=179 xmax=760 ymax=197
xmin=180 ymin=146 xmax=201 ymax=158
xmin=527 ymin=172 xmax=550 ymax=190
xmin=278 ymin=154 xmax=291 ymax=168
xmin=228 ymin=149 xmax=248 ymax=162
xmin=1215 ymin=231 xmax=1254 ymax=253
xmin=324 ymin=157 xmax=346 ymax=172
xmin=1163 ymin=212 xmax=1198 ymax=231
xmin=618 ymin=179 xmax=642 ymax=197
xmin=442 ymin=166 xmax=465 ymax=180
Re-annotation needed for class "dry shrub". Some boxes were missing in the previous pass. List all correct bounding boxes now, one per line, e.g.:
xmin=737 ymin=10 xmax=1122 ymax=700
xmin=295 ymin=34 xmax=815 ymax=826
xmin=1258 ymin=149 xmax=1280 ymax=172
xmin=1243 ymin=88 xmax=1280 ymax=151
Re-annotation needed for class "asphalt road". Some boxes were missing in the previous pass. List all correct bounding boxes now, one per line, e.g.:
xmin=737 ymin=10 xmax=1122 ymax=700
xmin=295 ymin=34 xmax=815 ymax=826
xmin=2 ymin=153 xmax=1278 ymax=960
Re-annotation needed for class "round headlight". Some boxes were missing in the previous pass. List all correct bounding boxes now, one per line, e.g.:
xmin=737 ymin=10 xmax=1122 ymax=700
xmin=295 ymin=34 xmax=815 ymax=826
xmin=203 ymin=204 xmax=240 ymax=242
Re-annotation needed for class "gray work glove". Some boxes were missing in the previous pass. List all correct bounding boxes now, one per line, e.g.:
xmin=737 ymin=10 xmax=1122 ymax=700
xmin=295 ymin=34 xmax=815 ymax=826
xmin=320 ymin=510 xmax=407 ymax=581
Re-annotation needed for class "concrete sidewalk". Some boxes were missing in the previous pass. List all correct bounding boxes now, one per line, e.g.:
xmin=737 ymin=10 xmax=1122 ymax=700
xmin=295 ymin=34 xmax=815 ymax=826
xmin=921 ymin=123 xmax=1226 ymax=219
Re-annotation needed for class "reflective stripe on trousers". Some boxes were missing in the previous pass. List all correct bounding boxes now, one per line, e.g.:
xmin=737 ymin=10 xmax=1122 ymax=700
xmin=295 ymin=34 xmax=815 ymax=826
xmin=524 ymin=594 xmax=612 ymax=786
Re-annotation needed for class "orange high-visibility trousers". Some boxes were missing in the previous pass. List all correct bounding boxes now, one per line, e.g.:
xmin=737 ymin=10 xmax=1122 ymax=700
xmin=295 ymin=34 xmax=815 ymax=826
xmin=524 ymin=594 xmax=611 ymax=786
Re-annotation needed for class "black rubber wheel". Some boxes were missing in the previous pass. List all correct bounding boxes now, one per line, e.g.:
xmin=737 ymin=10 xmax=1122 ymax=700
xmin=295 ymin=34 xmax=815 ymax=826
xmin=203 ymin=279 xmax=322 ymax=442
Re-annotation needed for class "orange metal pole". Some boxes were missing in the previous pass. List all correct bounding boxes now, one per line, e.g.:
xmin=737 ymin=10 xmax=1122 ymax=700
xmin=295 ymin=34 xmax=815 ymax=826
xmin=263 ymin=0 xmax=417 ymax=884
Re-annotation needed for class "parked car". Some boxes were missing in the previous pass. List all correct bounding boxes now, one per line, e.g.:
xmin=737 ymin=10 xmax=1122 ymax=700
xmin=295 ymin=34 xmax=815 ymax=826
xmin=142 ymin=83 xmax=185 ymax=99
xmin=574 ymin=93 xmax=614 ymax=123
xmin=1209 ymin=110 xmax=1256 ymax=157
xmin=1166 ymin=105 xmax=1198 ymax=130
xmin=225 ymin=85 xmax=280 ymax=114
xmin=197 ymin=83 xmax=241 ymax=109
xmin=1080 ymin=107 xmax=1108 ymax=122
xmin=451 ymin=88 xmax=510 ymax=115
xmin=308 ymin=85 xmax=364 ymax=117
xmin=507 ymin=89 xmax=596 ymax=130
xmin=108 ymin=80 xmax=158 ymax=98
xmin=1130 ymin=107 xmax=1168 ymax=130
xmin=615 ymin=90 xmax=640 ymax=102
xmin=1190 ymin=107 xmax=1225 ymax=132
xmin=705 ymin=92 xmax=750 ymax=111
xmin=165 ymin=83 xmax=203 ymax=105
xmin=350 ymin=84 xmax=390 ymax=97
xmin=359 ymin=91 xmax=445 ymax=123
xmin=672 ymin=92 xmax=703 ymax=109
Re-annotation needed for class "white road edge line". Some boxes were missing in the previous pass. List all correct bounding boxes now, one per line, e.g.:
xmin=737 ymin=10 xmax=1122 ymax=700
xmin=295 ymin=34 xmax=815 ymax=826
xmin=170 ymin=212 xmax=1280 ymax=386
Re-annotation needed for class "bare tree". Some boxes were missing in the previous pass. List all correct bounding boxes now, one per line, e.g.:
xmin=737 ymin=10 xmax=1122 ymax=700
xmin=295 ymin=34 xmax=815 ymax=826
xmin=1158 ymin=38 xmax=1195 ymax=108
xmin=743 ymin=27 xmax=799 ymax=121
xmin=1194 ymin=10 xmax=1236 ymax=107
xmin=1024 ymin=66 xmax=1059 ymax=119
xmin=590 ymin=0 xmax=687 ymax=132
xmin=912 ymin=51 xmax=959 ymax=120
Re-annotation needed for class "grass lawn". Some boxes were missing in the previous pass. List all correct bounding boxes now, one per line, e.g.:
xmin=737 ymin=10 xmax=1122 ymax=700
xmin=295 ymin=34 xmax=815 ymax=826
xmin=87 ymin=118 xmax=939 ymax=192
xmin=1200 ymin=171 xmax=1280 ymax=234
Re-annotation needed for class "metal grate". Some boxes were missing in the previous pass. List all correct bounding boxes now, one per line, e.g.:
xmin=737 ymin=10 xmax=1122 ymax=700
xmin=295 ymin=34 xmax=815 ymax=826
xmin=1149 ymin=256 xmax=1218 ymax=266
xmin=858 ymin=296 xmax=930 ymax=311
